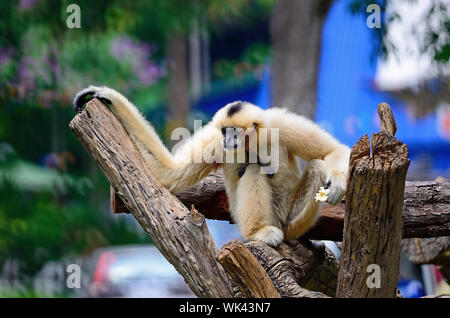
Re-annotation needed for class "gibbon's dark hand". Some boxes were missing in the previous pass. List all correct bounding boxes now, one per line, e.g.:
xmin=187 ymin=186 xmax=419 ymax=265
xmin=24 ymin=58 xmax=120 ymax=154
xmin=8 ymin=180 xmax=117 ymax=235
xmin=324 ymin=175 xmax=346 ymax=205
xmin=73 ymin=86 xmax=112 ymax=113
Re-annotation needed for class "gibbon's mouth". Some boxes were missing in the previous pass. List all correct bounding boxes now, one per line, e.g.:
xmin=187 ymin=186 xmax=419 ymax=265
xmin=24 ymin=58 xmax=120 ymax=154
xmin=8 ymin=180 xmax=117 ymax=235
xmin=223 ymin=142 xmax=240 ymax=151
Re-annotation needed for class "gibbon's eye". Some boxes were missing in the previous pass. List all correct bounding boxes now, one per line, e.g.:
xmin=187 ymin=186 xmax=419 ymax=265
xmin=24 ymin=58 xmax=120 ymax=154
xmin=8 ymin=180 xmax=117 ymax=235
xmin=253 ymin=122 xmax=258 ymax=128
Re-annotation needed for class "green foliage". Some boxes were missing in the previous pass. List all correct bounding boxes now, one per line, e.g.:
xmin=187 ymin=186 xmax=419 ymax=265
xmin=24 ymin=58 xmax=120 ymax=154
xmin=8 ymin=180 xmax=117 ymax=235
xmin=0 ymin=145 xmax=150 ymax=277
xmin=213 ymin=42 xmax=270 ymax=79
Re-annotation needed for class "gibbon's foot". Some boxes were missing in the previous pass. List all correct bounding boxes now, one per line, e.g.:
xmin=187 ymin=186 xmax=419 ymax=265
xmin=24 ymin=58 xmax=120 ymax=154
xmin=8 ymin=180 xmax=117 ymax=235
xmin=251 ymin=225 xmax=283 ymax=247
xmin=72 ymin=86 xmax=112 ymax=113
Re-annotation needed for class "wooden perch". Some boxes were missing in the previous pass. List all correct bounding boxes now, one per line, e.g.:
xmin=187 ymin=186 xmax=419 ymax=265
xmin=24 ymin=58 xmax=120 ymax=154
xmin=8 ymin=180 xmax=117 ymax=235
xmin=337 ymin=103 xmax=410 ymax=298
xmin=217 ymin=240 xmax=281 ymax=298
xmin=70 ymin=98 xmax=341 ymax=299
xmin=245 ymin=239 xmax=337 ymax=298
xmin=69 ymin=99 xmax=234 ymax=297
xmin=402 ymin=237 xmax=450 ymax=284
xmin=112 ymin=177 xmax=450 ymax=241
xmin=72 ymin=98 xmax=448 ymax=299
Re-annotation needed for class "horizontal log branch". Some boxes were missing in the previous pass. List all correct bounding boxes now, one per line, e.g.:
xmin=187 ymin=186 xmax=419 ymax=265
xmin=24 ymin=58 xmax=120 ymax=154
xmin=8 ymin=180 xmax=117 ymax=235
xmin=112 ymin=176 xmax=450 ymax=241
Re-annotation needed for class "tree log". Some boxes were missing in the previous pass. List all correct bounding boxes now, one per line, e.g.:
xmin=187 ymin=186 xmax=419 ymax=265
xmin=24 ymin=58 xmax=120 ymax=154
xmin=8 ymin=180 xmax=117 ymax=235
xmin=217 ymin=240 xmax=281 ymax=298
xmin=112 ymin=178 xmax=450 ymax=241
xmin=337 ymin=103 xmax=410 ymax=298
xmin=402 ymin=237 xmax=450 ymax=284
xmin=246 ymin=239 xmax=338 ymax=298
xmin=69 ymin=99 xmax=234 ymax=297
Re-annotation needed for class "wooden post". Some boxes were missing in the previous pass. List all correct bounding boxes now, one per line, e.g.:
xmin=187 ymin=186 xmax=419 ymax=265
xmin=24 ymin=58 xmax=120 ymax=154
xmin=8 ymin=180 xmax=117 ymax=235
xmin=337 ymin=103 xmax=410 ymax=298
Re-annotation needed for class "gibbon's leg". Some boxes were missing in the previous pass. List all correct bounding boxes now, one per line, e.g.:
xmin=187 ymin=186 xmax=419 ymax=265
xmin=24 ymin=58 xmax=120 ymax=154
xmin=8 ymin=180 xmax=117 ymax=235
xmin=234 ymin=164 xmax=283 ymax=247
xmin=73 ymin=86 xmax=221 ymax=193
xmin=285 ymin=159 xmax=328 ymax=240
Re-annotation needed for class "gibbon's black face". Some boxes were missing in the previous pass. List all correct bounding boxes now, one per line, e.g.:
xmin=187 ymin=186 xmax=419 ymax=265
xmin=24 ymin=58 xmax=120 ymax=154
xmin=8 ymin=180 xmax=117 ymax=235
xmin=221 ymin=123 xmax=258 ymax=151
xmin=221 ymin=126 xmax=244 ymax=150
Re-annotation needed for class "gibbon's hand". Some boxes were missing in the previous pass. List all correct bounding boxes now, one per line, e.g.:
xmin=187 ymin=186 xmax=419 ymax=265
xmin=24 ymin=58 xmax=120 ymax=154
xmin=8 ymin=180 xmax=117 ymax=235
xmin=323 ymin=173 xmax=346 ymax=205
xmin=73 ymin=86 xmax=113 ymax=113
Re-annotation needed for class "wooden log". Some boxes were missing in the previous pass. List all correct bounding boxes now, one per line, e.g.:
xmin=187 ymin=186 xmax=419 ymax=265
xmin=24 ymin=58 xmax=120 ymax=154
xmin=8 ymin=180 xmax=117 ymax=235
xmin=337 ymin=103 xmax=410 ymax=298
xmin=69 ymin=99 xmax=234 ymax=297
xmin=112 ymin=178 xmax=450 ymax=241
xmin=402 ymin=237 xmax=450 ymax=284
xmin=246 ymin=239 xmax=338 ymax=297
xmin=217 ymin=240 xmax=281 ymax=298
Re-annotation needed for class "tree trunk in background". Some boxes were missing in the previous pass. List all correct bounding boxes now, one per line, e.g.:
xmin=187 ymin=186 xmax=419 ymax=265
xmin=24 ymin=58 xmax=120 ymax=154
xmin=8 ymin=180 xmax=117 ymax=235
xmin=270 ymin=0 xmax=333 ymax=119
xmin=166 ymin=32 xmax=190 ymax=140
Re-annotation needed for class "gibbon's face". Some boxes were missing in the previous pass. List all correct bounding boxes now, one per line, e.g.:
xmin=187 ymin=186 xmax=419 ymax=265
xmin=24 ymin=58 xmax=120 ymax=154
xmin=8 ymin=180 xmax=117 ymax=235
xmin=221 ymin=124 xmax=257 ymax=151
xmin=214 ymin=101 xmax=266 ymax=152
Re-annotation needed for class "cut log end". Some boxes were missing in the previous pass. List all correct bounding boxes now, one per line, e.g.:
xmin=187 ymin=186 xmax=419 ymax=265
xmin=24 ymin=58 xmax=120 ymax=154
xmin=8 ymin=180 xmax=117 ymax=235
xmin=217 ymin=240 xmax=281 ymax=298
xmin=378 ymin=102 xmax=397 ymax=136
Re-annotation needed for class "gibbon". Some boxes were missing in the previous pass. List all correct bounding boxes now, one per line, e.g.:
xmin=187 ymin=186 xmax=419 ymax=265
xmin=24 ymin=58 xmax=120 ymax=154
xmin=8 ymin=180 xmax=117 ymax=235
xmin=73 ymin=86 xmax=351 ymax=247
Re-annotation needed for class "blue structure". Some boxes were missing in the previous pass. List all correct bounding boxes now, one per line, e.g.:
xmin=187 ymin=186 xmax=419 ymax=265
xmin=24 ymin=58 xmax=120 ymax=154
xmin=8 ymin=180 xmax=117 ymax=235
xmin=196 ymin=0 xmax=450 ymax=177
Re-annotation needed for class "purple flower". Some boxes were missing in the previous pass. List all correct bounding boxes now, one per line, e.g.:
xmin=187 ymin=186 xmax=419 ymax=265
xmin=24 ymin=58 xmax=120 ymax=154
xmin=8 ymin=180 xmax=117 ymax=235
xmin=19 ymin=0 xmax=41 ymax=11
xmin=110 ymin=35 xmax=163 ymax=86
xmin=0 ymin=47 xmax=14 ymax=67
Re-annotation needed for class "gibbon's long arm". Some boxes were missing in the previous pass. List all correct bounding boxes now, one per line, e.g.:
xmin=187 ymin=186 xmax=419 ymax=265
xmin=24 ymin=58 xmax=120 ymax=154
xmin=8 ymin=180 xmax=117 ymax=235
xmin=73 ymin=86 xmax=222 ymax=193
xmin=267 ymin=108 xmax=351 ymax=204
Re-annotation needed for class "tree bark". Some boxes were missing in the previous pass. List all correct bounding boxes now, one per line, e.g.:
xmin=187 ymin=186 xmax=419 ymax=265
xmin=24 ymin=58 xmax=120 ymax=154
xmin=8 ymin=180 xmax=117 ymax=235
xmin=246 ymin=239 xmax=338 ymax=297
xmin=112 ymin=178 xmax=450 ymax=240
xmin=402 ymin=237 xmax=450 ymax=284
xmin=217 ymin=240 xmax=281 ymax=298
xmin=270 ymin=0 xmax=333 ymax=118
xmin=69 ymin=99 xmax=234 ymax=298
xmin=336 ymin=104 xmax=410 ymax=297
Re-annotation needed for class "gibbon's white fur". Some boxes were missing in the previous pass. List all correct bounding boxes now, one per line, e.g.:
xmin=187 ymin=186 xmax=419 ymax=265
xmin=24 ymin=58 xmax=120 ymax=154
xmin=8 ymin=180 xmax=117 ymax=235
xmin=73 ymin=86 xmax=351 ymax=247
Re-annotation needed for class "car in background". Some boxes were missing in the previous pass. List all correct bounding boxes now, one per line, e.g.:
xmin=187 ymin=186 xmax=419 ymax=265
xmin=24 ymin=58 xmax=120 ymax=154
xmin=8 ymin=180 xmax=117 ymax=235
xmin=85 ymin=245 xmax=194 ymax=298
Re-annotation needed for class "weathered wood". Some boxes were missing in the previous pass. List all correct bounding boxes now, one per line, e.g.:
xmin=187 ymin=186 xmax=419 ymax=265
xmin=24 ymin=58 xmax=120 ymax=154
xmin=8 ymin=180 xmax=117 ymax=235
xmin=112 ymin=178 xmax=450 ymax=241
xmin=110 ymin=185 xmax=128 ymax=214
xmin=69 ymin=99 xmax=234 ymax=297
xmin=401 ymin=179 xmax=450 ymax=238
xmin=111 ymin=174 xmax=230 ymax=219
xmin=337 ymin=103 xmax=410 ymax=298
xmin=246 ymin=239 xmax=338 ymax=298
xmin=377 ymin=102 xmax=397 ymax=135
xmin=402 ymin=237 xmax=450 ymax=284
xmin=217 ymin=240 xmax=281 ymax=298
xmin=402 ymin=237 xmax=450 ymax=264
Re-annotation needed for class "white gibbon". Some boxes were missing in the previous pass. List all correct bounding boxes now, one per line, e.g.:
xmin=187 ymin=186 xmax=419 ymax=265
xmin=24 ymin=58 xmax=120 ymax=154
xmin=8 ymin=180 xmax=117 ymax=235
xmin=73 ymin=86 xmax=351 ymax=247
